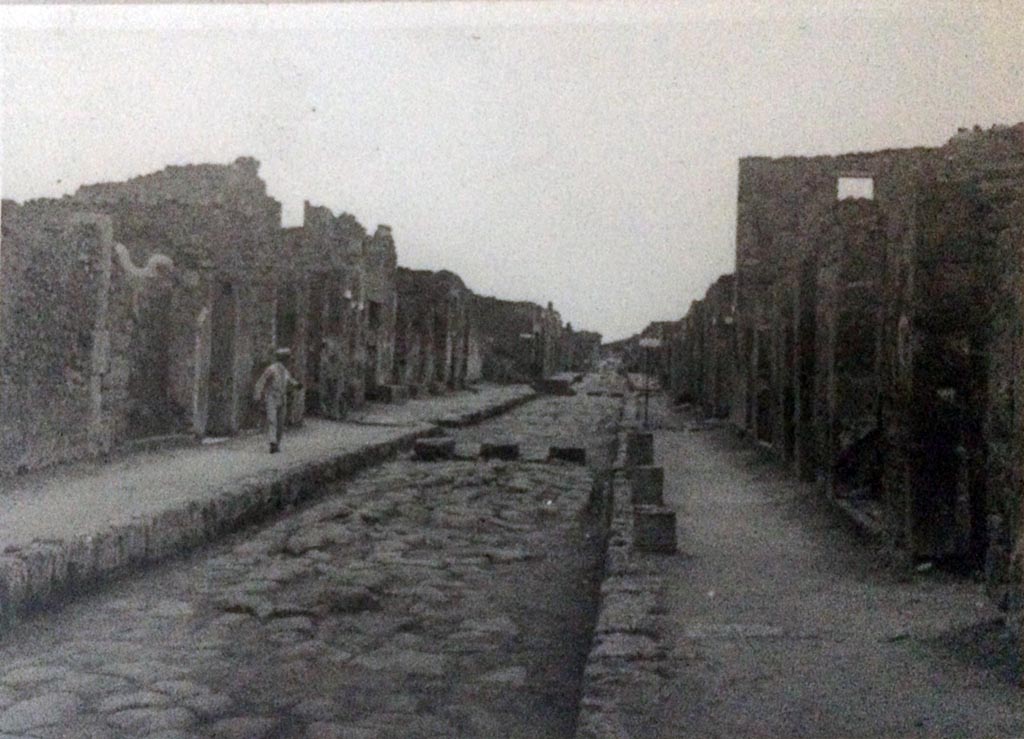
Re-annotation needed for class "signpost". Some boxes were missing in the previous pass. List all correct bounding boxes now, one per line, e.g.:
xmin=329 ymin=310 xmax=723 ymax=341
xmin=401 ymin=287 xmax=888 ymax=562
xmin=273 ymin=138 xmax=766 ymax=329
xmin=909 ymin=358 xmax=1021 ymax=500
xmin=638 ymin=337 xmax=661 ymax=428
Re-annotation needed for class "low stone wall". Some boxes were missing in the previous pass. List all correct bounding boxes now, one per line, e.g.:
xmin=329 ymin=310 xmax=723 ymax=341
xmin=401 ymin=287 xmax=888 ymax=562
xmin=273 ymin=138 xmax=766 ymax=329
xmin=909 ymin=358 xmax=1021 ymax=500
xmin=575 ymin=430 xmax=675 ymax=739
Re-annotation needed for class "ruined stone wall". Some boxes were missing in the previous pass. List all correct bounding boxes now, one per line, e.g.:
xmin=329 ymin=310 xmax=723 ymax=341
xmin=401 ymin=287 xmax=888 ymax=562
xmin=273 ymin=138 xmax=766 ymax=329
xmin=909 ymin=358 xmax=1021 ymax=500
xmin=362 ymin=226 xmax=398 ymax=391
xmin=615 ymin=125 xmax=1022 ymax=628
xmin=433 ymin=271 xmax=477 ymax=390
xmin=650 ymin=321 xmax=679 ymax=396
xmin=735 ymin=148 xmax=941 ymax=452
xmin=877 ymin=126 xmax=1024 ymax=573
xmin=562 ymin=328 xmax=603 ymax=373
xmin=682 ymin=302 xmax=705 ymax=404
xmin=0 ymin=202 xmax=114 ymax=474
xmin=464 ymin=298 xmax=484 ymax=384
xmin=948 ymin=127 xmax=1024 ymax=595
xmin=663 ymin=314 xmax=686 ymax=402
xmin=293 ymin=204 xmax=384 ymax=417
xmin=721 ymin=124 xmax=1024 ymax=611
xmin=2 ymin=156 xmax=593 ymax=482
xmin=69 ymin=158 xmax=284 ymax=440
xmin=394 ymin=268 xmax=477 ymax=393
xmin=883 ymin=181 xmax=997 ymax=561
xmin=393 ymin=269 xmax=432 ymax=391
xmin=474 ymin=295 xmax=544 ymax=383
xmin=76 ymin=157 xmax=281 ymax=278
xmin=986 ymin=194 xmax=1023 ymax=611
xmin=699 ymin=275 xmax=736 ymax=419
xmin=540 ymin=303 xmax=564 ymax=378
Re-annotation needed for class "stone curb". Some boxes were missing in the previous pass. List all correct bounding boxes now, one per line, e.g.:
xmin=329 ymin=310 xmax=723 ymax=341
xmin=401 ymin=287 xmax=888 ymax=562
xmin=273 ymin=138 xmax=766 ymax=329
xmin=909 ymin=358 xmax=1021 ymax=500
xmin=433 ymin=390 xmax=538 ymax=428
xmin=574 ymin=426 xmax=673 ymax=739
xmin=0 ymin=390 xmax=538 ymax=633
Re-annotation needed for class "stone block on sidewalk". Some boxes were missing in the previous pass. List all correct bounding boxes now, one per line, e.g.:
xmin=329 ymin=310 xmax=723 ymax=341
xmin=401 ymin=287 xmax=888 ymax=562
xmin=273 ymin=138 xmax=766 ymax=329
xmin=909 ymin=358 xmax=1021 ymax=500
xmin=479 ymin=441 xmax=521 ymax=461
xmin=633 ymin=505 xmax=677 ymax=554
xmin=625 ymin=432 xmax=654 ymax=467
xmin=548 ymin=446 xmax=587 ymax=465
xmin=630 ymin=466 xmax=664 ymax=505
xmin=413 ymin=437 xmax=456 ymax=461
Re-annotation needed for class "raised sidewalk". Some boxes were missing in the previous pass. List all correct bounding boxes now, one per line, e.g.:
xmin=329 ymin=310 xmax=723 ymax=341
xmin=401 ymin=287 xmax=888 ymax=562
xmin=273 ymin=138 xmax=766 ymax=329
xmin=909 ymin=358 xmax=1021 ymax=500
xmin=0 ymin=384 xmax=535 ymax=628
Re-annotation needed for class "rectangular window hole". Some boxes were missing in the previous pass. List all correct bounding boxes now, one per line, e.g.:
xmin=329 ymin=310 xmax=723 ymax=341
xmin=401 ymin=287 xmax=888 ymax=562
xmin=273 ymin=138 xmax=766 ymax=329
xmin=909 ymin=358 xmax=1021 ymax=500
xmin=837 ymin=176 xmax=874 ymax=200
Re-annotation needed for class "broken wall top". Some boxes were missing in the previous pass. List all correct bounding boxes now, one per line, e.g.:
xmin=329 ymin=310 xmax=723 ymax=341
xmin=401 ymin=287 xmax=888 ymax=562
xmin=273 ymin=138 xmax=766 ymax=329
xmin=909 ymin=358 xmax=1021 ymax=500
xmin=70 ymin=157 xmax=282 ymax=278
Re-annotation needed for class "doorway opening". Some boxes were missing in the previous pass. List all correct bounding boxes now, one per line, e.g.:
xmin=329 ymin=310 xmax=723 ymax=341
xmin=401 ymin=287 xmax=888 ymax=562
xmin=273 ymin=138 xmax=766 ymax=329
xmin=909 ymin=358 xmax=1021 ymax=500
xmin=207 ymin=281 xmax=237 ymax=436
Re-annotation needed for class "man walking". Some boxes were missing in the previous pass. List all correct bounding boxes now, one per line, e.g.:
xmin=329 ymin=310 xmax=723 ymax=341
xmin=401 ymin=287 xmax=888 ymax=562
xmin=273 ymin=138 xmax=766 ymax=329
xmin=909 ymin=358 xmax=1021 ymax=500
xmin=254 ymin=347 xmax=302 ymax=453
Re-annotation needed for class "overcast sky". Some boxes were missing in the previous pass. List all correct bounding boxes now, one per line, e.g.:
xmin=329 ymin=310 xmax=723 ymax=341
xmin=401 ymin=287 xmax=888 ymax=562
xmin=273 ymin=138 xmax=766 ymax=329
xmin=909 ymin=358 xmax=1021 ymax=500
xmin=2 ymin=2 xmax=1022 ymax=341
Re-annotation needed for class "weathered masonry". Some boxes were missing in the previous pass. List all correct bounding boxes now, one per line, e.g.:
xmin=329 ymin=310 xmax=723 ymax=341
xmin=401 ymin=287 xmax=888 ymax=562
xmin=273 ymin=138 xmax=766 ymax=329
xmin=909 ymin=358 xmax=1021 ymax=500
xmin=287 ymin=204 xmax=398 ymax=418
xmin=1 ymin=158 xmax=601 ymax=477
xmin=614 ymin=123 xmax=1024 ymax=627
xmin=561 ymin=325 xmax=603 ymax=375
xmin=0 ymin=205 xmax=117 ymax=473
xmin=1 ymin=157 xmax=283 ymax=475
xmin=473 ymin=296 xmax=566 ymax=383
xmin=393 ymin=268 xmax=482 ymax=395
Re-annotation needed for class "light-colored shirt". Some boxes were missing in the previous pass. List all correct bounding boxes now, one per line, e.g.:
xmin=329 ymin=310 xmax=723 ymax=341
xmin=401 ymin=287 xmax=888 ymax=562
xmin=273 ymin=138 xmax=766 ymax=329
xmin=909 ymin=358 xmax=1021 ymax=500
xmin=254 ymin=362 xmax=299 ymax=405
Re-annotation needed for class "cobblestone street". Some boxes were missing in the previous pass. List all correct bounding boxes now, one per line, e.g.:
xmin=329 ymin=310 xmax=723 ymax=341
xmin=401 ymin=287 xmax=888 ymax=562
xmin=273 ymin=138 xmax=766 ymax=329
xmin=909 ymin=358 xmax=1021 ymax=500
xmin=0 ymin=379 xmax=623 ymax=739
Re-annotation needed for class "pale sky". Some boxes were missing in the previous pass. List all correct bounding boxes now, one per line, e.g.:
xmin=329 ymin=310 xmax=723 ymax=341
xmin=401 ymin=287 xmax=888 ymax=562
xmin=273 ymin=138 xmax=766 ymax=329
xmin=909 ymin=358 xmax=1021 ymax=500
xmin=2 ymin=2 xmax=1022 ymax=341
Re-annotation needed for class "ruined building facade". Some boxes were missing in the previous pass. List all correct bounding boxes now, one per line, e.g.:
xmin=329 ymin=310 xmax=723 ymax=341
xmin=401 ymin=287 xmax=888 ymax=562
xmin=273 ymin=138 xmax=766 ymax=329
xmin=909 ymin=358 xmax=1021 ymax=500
xmin=1 ymin=158 xmax=590 ymax=476
xmin=473 ymin=296 xmax=565 ymax=383
xmin=1 ymin=157 xmax=284 ymax=476
xmin=285 ymin=204 xmax=398 ymax=419
xmin=393 ymin=268 xmax=482 ymax=394
xmin=628 ymin=124 xmax=1023 ymax=624
xmin=561 ymin=324 xmax=603 ymax=374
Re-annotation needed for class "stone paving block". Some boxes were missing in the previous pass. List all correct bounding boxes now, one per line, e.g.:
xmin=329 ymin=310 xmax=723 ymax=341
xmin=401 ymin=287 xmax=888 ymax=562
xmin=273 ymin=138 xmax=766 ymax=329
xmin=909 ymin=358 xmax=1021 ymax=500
xmin=630 ymin=466 xmax=664 ymax=505
xmin=479 ymin=441 xmax=521 ymax=461
xmin=548 ymin=446 xmax=587 ymax=465
xmin=533 ymin=378 xmax=576 ymax=396
xmin=413 ymin=437 xmax=456 ymax=462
